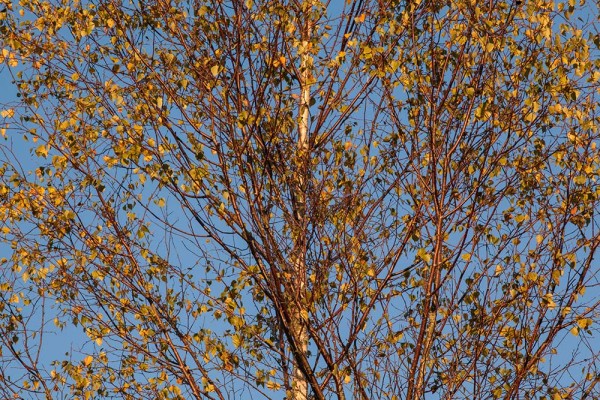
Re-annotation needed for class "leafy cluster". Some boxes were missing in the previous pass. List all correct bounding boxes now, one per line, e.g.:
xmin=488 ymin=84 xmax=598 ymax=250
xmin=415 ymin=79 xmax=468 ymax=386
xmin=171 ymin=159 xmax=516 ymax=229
xmin=1 ymin=0 xmax=600 ymax=399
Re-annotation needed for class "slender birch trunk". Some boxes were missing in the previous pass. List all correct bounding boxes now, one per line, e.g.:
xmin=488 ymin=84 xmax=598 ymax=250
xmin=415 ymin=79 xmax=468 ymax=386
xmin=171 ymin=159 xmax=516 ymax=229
xmin=290 ymin=4 xmax=313 ymax=399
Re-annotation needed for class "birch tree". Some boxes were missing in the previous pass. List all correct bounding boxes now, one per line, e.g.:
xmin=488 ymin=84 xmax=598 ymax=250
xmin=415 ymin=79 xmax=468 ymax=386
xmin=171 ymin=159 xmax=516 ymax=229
xmin=1 ymin=0 xmax=600 ymax=399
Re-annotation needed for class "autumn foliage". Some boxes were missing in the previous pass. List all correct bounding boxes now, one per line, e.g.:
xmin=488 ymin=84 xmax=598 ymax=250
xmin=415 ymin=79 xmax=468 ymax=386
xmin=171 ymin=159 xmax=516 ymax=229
xmin=1 ymin=0 xmax=600 ymax=399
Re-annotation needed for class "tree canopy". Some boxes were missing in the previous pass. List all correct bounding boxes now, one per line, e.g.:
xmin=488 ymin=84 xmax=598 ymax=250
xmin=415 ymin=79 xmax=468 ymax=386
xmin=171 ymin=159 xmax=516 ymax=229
xmin=1 ymin=0 xmax=600 ymax=399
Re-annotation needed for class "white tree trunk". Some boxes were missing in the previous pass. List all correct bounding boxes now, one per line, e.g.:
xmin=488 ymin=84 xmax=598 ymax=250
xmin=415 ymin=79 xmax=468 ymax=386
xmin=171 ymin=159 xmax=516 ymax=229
xmin=290 ymin=5 xmax=313 ymax=399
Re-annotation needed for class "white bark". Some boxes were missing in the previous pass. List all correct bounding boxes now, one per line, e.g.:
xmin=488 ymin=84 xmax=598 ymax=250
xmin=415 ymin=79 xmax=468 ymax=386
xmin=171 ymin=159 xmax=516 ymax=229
xmin=290 ymin=4 xmax=313 ymax=399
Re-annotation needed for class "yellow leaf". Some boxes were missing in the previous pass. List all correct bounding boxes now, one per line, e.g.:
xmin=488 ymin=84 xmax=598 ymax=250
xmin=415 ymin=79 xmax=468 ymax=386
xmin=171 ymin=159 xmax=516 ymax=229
xmin=527 ymin=271 xmax=538 ymax=282
xmin=266 ymin=380 xmax=280 ymax=390
xmin=515 ymin=214 xmax=528 ymax=223
xmin=542 ymin=293 xmax=556 ymax=310
xmin=462 ymin=253 xmax=471 ymax=262
xmin=211 ymin=64 xmax=219 ymax=77
xmin=492 ymin=387 xmax=502 ymax=397
xmin=83 ymin=355 xmax=93 ymax=366
xmin=577 ymin=318 xmax=592 ymax=329
xmin=570 ymin=326 xmax=579 ymax=336
xmin=0 ymin=108 xmax=14 ymax=118
xmin=417 ymin=248 xmax=431 ymax=263
xmin=552 ymin=392 xmax=562 ymax=400
xmin=35 ymin=145 xmax=48 ymax=157
xmin=156 ymin=97 xmax=163 ymax=109
xmin=8 ymin=54 xmax=17 ymax=67
xmin=536 ymin=234 xmax=543 ymax=244
xmin=494 ymin=264 xmax=503 ymax=276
